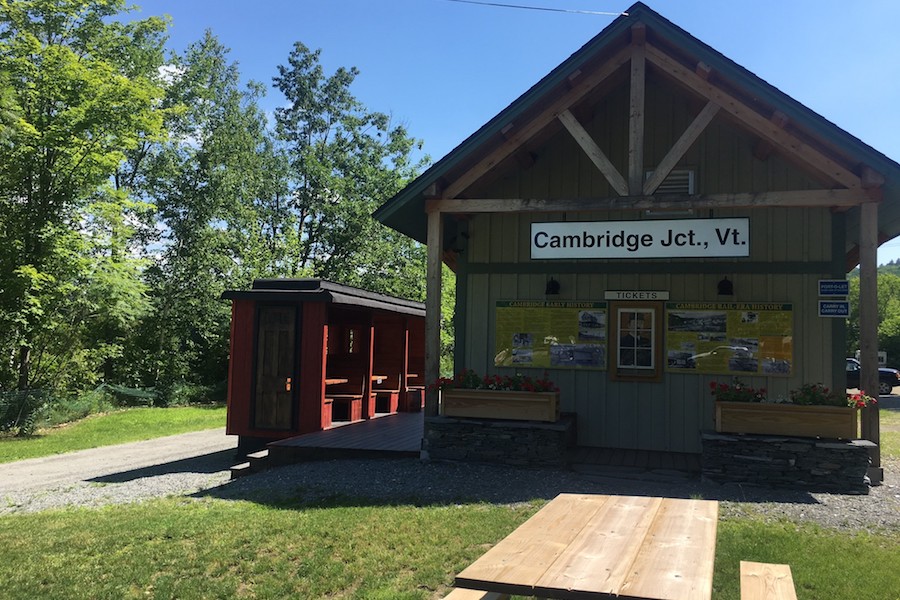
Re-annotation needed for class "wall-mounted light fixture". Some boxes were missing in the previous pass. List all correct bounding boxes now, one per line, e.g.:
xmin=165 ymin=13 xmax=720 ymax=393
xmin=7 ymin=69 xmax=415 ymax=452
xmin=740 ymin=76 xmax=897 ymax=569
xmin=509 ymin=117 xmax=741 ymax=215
xmin=545 ymin=277 xmax=561 ymax=295
xmin=717 ymin=276 xmax=734 ymax=296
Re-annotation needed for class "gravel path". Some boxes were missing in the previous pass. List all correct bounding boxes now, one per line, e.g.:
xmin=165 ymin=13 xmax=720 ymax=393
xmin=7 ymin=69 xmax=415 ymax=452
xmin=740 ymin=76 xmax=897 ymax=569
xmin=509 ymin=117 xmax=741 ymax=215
xmin=1 ymin=428 xmax=899 ymax=533
xmin=0 ymin=428 xmax=235 ymax=512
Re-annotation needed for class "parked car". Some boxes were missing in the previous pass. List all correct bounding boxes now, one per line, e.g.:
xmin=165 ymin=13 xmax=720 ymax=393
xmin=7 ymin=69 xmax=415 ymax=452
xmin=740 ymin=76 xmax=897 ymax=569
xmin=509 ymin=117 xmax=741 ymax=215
xmin=846 ymin=357 xmax=900 ymax=395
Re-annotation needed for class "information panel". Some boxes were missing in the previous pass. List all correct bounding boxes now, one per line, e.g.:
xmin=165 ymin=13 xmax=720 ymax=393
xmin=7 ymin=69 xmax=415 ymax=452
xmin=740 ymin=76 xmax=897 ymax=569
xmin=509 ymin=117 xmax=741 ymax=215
xmin=665 ymin=302 xmax=793 ymax=376
xmin=494 ymin=301 xmax=608 ymax=370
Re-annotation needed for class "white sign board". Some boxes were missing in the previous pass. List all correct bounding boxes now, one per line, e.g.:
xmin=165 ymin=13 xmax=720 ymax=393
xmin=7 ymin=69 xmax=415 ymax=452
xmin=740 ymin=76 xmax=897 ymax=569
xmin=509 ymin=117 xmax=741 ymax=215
xmin=818 ymin=279 xmax=849 ymax=296
xmin=531 ymin=218 xmax=750 ymax=260
xmin=818 ymin=300 xmax=850 ymax=317
xmin=604 ymin=291 xmax=670 ymax=300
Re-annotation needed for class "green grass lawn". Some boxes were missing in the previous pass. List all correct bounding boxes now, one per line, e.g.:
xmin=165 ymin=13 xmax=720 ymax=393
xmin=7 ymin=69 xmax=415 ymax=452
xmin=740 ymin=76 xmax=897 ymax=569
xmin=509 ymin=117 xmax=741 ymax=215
xmin=0 ymin=498 xmax=536 ymax=600
xmin=881 ymin=407 xmax=900 ymax=461
xmin=0 ymin=405 xmax=226 ymax=464
xmin=1 ymin=409 xmax=898 ymax=598
xmin=0 ymin=497 xmax=897 ymax=600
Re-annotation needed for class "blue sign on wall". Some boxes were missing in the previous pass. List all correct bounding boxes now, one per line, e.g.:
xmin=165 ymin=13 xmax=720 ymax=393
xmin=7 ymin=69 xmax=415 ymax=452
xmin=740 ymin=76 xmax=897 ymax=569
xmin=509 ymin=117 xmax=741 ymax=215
xmin=819 ymin=279 xmax=849 ymax=296
xmin=819 ymin=300 xmax=850 ymax=317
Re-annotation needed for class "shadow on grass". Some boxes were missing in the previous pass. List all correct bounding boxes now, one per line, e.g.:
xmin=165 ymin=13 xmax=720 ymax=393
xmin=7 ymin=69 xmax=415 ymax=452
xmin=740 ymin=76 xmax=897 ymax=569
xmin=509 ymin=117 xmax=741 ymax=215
xmin=190 ymin=456 xmax=826 ymax=511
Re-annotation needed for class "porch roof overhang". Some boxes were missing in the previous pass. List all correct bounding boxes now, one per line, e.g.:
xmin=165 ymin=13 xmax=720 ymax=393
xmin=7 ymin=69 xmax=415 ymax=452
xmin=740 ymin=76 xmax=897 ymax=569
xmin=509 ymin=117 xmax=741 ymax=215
xmin=221 ymin=279 xmax=426 ymax=318
xmin=372 ymin=1 xmax=900 ymax=272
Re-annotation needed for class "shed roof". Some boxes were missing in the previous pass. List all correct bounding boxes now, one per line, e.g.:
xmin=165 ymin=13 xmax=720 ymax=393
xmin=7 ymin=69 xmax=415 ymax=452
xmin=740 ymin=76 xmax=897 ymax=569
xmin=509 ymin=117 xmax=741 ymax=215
xmin=222 ymin=279 xmax=426 ymax=318
xmin=373 ymin=2 xmax=900 ymax=269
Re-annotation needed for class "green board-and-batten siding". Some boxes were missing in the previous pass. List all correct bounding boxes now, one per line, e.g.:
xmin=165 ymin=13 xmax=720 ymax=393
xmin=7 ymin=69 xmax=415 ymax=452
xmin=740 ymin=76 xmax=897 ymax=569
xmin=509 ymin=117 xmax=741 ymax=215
xmin=459 ymin=269 xmax=838 ymax=453
xmin=452 ymin=75 xmax=845 ymax=452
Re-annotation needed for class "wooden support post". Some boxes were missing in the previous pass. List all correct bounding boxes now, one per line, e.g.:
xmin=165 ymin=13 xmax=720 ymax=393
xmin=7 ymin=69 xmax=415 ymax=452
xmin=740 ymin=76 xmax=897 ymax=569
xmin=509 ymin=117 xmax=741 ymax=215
xmin=628 ymin=29 xmax=646 ymax=196
xmin=858 ymin=201 xmax=882 ymax=483
xmin=424 ymin=207 xmax=443 ymax=421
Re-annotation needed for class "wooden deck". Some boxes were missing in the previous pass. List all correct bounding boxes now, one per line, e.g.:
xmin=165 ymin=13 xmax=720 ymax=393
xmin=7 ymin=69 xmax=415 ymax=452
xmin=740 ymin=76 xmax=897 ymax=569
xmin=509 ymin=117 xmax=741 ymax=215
xmin=265 ymin=413 xmax=700 ymax=477
xmin=267 ymin=412 xmax=424 ymax=463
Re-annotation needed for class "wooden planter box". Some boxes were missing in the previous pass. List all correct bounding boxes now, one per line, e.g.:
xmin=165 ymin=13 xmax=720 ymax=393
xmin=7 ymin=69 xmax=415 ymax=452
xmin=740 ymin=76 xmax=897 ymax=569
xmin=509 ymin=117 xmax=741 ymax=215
xmin=715 ymin=401 xmax=858 ymax=439
xmin=441 ymin=389 xmax=560 ymax=422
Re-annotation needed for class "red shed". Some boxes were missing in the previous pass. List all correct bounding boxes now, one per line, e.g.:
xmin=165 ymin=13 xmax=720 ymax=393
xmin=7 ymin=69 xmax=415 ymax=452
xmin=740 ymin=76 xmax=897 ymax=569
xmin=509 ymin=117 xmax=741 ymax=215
xmin=222 ymin=279 xmax=425 ymax=455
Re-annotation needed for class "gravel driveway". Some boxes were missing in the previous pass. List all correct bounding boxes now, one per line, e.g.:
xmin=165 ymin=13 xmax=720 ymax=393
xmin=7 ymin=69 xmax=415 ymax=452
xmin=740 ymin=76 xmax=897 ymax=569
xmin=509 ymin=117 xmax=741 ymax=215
xmin=1 ymin=427 xmax=899 ymax=534
xmin=0 ymin=428 xmax=236 ymax=513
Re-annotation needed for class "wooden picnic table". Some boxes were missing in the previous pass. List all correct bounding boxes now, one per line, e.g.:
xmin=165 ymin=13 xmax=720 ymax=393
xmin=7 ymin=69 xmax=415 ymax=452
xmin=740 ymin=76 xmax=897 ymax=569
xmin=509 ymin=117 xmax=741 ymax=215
xmin=454 ymin=493 xmax=719 ymax=600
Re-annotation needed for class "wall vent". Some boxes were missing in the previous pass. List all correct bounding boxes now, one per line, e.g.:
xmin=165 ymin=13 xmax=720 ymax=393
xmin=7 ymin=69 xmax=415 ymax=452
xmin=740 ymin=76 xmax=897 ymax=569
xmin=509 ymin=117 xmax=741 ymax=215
xmin=645 ymin=169 xmax=695 ymax=195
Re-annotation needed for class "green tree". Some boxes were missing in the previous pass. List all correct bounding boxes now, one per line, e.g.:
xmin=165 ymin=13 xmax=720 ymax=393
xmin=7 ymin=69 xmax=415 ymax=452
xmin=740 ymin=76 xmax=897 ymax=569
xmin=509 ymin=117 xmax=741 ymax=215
xmin=273 ymin=42 xmax=428 ymax=298
xmin=0 ymin=0 xmax=167 ymax=391
xmin=847 ymin=271 xmax=900 ymax=362
xmin=129 ymin=32 xmax=289 ymax=401
xmin=0 ymin=72 xmax=16 ymax=145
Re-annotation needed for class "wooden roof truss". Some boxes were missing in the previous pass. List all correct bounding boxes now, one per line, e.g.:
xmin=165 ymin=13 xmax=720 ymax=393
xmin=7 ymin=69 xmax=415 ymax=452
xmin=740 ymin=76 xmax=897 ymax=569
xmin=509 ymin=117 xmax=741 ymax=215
xmin=433 ymin=24 xmax=881 ymax=217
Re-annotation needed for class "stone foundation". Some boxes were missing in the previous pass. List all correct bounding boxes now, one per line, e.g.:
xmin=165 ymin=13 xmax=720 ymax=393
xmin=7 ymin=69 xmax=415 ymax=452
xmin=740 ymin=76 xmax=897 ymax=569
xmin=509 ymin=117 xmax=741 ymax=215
xmin=701 ymin=432 xmax=874 ymax=494
xmin=423 ymin=414 xmax=576 ymax=467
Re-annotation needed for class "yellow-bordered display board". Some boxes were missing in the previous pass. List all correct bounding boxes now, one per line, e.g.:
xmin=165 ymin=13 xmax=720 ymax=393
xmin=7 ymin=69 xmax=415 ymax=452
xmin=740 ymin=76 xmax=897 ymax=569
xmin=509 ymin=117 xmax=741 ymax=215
xmin=665 ymin=302 xmax=793 ymax=376
xmin=495 ymin=301 xmax=608 ymax=370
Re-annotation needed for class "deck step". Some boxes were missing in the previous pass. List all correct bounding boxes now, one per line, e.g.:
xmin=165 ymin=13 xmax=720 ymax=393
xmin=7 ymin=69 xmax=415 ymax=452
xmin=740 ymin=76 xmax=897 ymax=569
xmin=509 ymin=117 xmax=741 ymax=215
xmin=246 ymin=449 xmax=270 ymax=473
xmin=229 ymin=462 xmax=252 ymax=479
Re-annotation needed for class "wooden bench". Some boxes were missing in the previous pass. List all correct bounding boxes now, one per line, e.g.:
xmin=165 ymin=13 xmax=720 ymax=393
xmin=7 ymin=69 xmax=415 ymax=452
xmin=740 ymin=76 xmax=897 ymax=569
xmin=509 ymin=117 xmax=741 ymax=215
xmin=372 ymin=373 xmax=401 ymax=413
xmin=325 ymin=374 xmax=365 ymax=422
xmin=740 ymin=561 xmax=797 ymax=600
xmin=405 ymin=385 xmax=424 ymax=411
xmin=401 ymin=373 xmax=425 ymax=411
xmin=442 ymin=589 xmax=508 ymax=600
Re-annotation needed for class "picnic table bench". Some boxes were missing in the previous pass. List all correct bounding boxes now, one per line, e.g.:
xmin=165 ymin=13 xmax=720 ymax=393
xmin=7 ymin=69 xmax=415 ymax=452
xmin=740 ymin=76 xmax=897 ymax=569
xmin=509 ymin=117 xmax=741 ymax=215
xmin=740 ymin=561 xmax=797 ymax=600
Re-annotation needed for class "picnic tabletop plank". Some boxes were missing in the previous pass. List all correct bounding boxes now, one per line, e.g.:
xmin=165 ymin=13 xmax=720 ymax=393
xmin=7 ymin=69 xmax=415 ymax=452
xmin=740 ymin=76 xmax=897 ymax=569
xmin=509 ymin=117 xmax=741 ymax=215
xmin=455 ymin=494 xmax=608 ymax=595
xmin=621 ymin=497 xmax=719 ymax=600
xmin=534 ymin=495 xmax=663 ymax=597
xmin=454 ymin=493 xmax=719 ymax=600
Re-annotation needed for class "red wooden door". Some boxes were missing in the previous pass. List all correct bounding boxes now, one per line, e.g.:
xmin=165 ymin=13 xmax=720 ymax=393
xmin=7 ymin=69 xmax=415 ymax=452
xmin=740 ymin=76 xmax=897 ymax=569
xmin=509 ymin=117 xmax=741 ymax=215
xmin=253 ymin=306 xmax=297 ymax=429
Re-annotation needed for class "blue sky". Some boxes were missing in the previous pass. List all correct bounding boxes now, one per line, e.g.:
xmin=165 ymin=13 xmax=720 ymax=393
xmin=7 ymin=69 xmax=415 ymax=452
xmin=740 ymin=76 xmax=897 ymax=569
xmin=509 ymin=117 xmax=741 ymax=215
xmin=133 ymin=0 xmax=900 ymax=264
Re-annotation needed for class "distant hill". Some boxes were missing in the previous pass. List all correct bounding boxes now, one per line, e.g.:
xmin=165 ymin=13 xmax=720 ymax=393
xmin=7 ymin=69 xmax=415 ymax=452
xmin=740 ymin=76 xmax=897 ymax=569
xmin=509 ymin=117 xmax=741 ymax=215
xmin=847 ymin=262 xmax=900 ymax=279
xmin=880 ymin=261 xmax=900 ymax=277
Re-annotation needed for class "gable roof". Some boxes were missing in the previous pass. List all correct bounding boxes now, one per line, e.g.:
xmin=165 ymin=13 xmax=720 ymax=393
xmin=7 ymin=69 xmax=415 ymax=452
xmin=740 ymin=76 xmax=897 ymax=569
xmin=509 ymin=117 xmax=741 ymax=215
xmin=222 ymin=279 xmax=425 ymax=317
xmin=373 ymin=2 xmax=900 ymax=268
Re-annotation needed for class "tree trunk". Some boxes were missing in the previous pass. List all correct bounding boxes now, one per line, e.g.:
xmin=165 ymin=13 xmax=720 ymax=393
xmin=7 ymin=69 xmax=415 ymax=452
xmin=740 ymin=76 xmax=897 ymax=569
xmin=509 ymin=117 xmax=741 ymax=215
xmin=17 ymin=345 xmax=31 ymax=391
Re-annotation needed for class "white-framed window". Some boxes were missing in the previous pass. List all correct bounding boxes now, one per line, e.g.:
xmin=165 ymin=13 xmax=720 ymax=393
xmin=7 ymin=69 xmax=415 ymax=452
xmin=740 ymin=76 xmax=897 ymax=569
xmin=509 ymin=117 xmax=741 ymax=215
xmin=611 ymin=302 xmax=664 ymax=382
xmin=617 ymin=308 xmax=655 ymax=369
